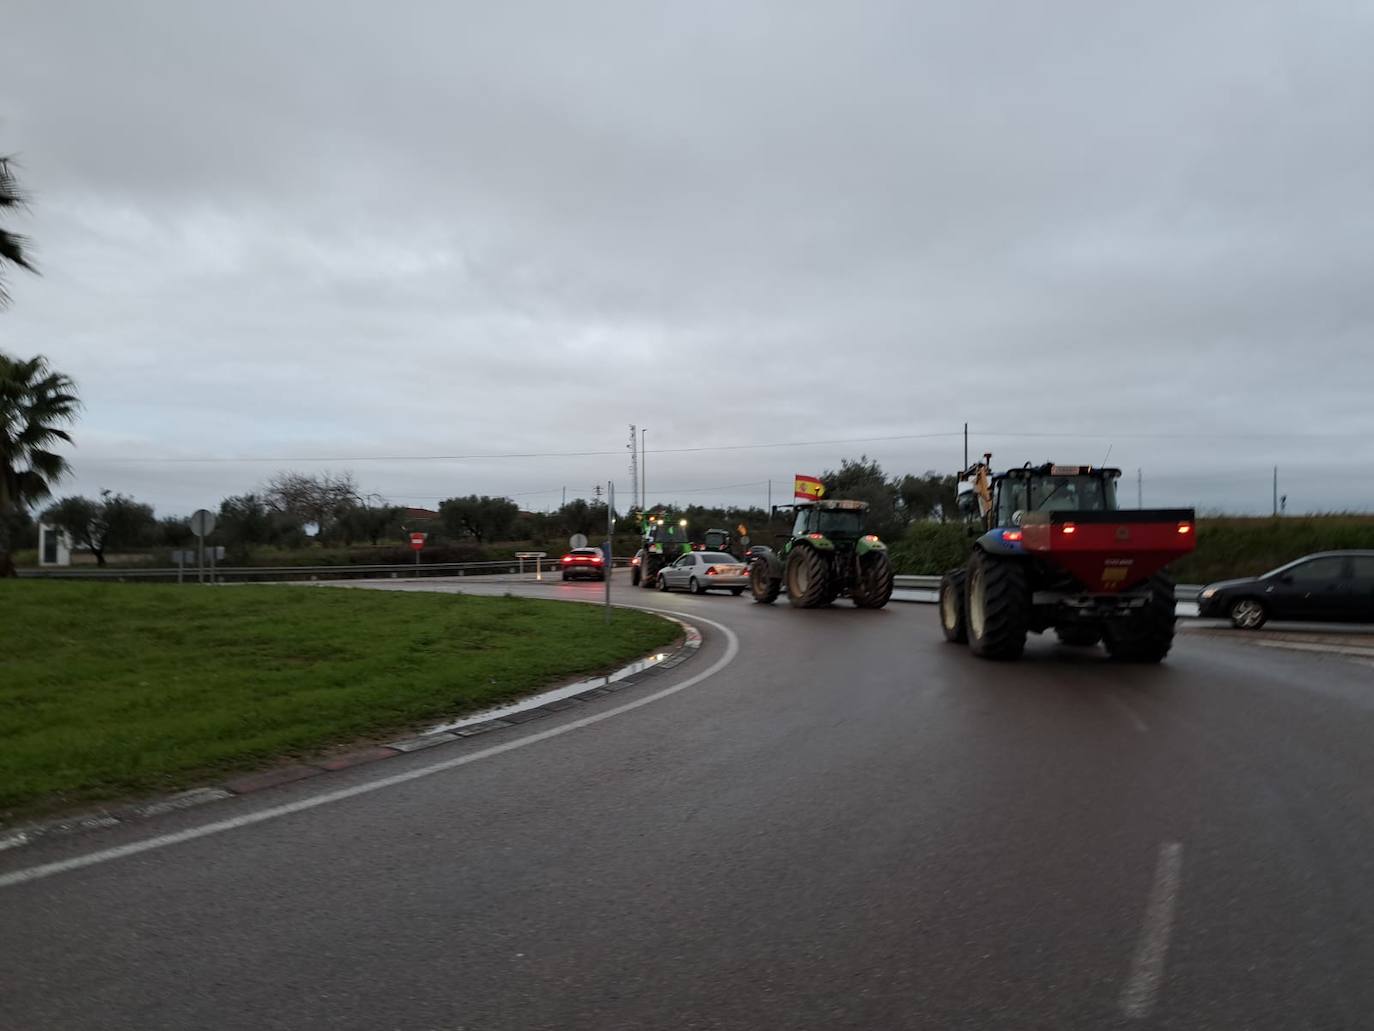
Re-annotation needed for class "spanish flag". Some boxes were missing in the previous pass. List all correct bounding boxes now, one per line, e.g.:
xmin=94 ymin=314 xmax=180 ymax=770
xmin=794 ymin=474 xmax=825 ymax=500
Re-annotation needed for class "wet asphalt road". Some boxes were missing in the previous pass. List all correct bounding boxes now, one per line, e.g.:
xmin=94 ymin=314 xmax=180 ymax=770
xmin=3 ymin=578 xmax=1373 ymax=1030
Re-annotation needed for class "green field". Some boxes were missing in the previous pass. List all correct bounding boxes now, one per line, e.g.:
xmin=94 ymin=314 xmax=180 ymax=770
xmin=0 ymin=583 xmax=679 ymax=820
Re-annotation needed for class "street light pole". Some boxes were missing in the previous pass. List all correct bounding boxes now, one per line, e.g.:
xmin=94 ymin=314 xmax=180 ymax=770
xmin=641 ymin=428 xmax=647 ymax=512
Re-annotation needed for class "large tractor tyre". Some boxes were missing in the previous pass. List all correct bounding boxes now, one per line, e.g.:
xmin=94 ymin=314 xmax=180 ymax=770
xmin=750 ymin=561 xmax=781 ymax=604
xmin=939 ymin=573 xmax=967 ymax=643
xmin=631 ymin=565 xmax=641 ymax=587
xmin=786 ymin=546 xmax=831 ymax=609
xmin=640 ymin=560 xmax=658 ymax=589
xmin=965 ymin=550 xmax=1029 ymax=660
xmin=1103 ymin=573 xmax=1177 ymax=663
xmin=1228 ymin=598 xmax=1267 ymax=630
xmin=853 ymin=551 xmax=895 ymax=609
xmin=1055 ymin=625 xmax=1102 ymax=647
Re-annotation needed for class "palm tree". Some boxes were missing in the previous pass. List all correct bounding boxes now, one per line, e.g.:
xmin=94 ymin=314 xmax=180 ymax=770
xmin=1 ymin=156 xmax=37 ymax=308
xmin=0 ymin=354 xmax=80 ymax=576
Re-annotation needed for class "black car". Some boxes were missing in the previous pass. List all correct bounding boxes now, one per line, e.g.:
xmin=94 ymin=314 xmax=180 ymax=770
xmin=1197 ymin=550 xmax=1374 ymax=628
xmin=560 ymin=548 xmax=606 ymax=581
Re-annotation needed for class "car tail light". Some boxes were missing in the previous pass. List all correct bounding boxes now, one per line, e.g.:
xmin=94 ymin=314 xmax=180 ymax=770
xmin=1177 ymin=522 xmax=1192 ymax=535
xmin=1062 ymin=523 xmax=1076 ymax=535
xmin=561 ymin=555 xmax=572 ymax=563
xmin=593 ymin=555 xmax=603 ymax=564
xmin=1001 ymin=529 xmax=1023 ymax=542
xmin=706 ymin=566 xmax=717 ymax=575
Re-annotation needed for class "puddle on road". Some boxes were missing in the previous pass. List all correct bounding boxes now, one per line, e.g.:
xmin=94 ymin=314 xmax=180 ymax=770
xmin=423 ymin=651 xmax=672 ymax=734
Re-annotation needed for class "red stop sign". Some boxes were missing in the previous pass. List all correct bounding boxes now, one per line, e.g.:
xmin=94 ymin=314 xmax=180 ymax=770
xmin=409 ymin=532 xmax=427 ymax=550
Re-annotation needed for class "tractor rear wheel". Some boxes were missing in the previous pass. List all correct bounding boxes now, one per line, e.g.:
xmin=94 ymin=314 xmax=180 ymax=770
xmin=1103 ymin=574 xmax=1176 ymax=663
xmin=786 ymin=546 xmax=830 ymax=608
xmin=750 ymin=560 xmax=781 ymax=604
xmin=966 ymin=549 xmax=1029 ymax=659
xmin=939 ymin=573 xmax=967 ymax=642
xmin=1055 ymin=625 xmax=1102 ymax=647
xmin=631 ymin=565 xmax=641 ymax=586
xmin=852 ymin=551 xmax=894 ymax=609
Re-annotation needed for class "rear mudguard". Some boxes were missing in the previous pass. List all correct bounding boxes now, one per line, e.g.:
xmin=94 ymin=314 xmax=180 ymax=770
xmin=754 ymin=547 xmax=785 ymax=580
xmin=855 ymin=537 xmax=887 ymax=557
xmin=976 ymin=529 xmax=1026 ymax=557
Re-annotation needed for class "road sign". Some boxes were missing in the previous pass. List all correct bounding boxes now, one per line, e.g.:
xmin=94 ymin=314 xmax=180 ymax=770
xmin=569 ymin=533 xmax=588 ymax=549
xmin=189 ymin=509 xmax=216 ymax=538
xmin=409 ymin=532 xmax=427 ymax=551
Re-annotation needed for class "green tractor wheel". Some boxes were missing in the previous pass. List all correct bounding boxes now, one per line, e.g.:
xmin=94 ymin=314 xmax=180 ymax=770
xmin=852 ymin=551 xmax=894 ymax=609
xmin=786 ymin=546 xmax=831 ymax=608
xmin=750 ymin=559 xmax=781 ymax=604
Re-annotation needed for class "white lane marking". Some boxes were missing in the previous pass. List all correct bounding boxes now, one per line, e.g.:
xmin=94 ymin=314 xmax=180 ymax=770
xmin=0 ymin=612 xmax=739 ymax=890
xmin=1119 ymin=841 xmax=1184 ymax=1019
xmin=1108 ymin=693 xmax=1149 ymax=733
xmin=1253 ymin=639 xmax=1374 ymax=659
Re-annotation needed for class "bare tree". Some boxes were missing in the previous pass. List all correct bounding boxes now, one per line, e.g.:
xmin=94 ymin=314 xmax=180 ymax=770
xmin=263 ymin=471 xmax=360 ymax=537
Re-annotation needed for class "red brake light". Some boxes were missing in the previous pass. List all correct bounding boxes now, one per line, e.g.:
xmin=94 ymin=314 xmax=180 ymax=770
xmin=561 ymin=555 xmax=572 ymax=563
xmin=593 ymin=555 xmax=603 ymax=563
xmin=1061 ymin=523 xmax=1076 ymax=535
xmin=706 ymin=566 xmax=717 ymax=575
xmin=1178 ymin=523 xmax=1193 ymax=535
xmin=1001 ymin=529 xmax=1023 ymax=542
xmin=807 ymin=532 xmax=824 ymax=539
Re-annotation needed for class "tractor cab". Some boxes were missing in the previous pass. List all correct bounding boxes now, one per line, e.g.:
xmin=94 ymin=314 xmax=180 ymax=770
xmin=788 ymin=499 xmax=869 ymax=541
xmin=992 ymin=464 xmax=1119 ymax=528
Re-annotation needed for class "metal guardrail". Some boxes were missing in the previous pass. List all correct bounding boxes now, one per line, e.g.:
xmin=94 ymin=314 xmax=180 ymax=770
xmin=893 ymin=574 xmax=1202 ymax=601
xmin=17 ymin=564 xmax=1200 ymax=598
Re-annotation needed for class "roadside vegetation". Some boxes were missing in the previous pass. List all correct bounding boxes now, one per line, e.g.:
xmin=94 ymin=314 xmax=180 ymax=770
xmin=887 ymin=515 xmax=1374 ymax=581
xmin=0 ymin=583 xmax=679 ymax=820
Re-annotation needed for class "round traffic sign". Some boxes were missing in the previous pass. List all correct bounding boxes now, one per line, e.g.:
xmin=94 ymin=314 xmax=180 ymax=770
xmin=569 ymin=533 xmax=588 ymax=549
xmin=189 ymin=509 xmax=217 ymax=538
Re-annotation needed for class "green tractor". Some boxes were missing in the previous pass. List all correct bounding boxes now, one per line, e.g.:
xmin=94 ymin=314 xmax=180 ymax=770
xmin=749 ymin=499 xmax=894 ymax=609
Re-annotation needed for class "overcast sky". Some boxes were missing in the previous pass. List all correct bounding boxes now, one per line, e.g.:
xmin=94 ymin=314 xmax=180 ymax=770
xmin=3 ymin=0 xmax=1371 ymax=518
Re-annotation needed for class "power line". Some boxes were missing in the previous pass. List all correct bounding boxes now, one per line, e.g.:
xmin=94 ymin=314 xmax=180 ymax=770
xmin=70 ymin=431 xmax=965 ymax=465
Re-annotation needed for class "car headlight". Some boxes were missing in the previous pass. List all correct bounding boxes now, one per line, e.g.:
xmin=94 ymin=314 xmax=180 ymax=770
xmin=1200 ymin=587 xmax=1217 ymax=600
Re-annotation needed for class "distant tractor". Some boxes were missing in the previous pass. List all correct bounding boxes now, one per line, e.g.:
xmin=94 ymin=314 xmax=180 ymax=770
xmin=633 ymin=519 xmax=692 ymax=588
xmin=939 ymin=457 xmax=1196 ymax=661
xmin=749 ymin=499 xmax=894 ymax=609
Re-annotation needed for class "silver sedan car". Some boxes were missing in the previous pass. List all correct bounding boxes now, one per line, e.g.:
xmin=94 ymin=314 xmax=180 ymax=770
xmin=656 ymin=551 xmax=749 ymax=595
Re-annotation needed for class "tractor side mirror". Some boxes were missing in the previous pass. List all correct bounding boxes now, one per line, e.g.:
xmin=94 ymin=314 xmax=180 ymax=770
xmin=956 ymin=481 xmax=979 ymax=515
xmin=1011 ymin=510 xmax=1024 ymax=527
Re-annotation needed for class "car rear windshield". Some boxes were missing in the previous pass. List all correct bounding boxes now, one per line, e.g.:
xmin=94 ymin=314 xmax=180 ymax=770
xmin=701 ymin=552 xmax=736 ymax=564
xmin=571 ymin=549 xmax=600 ymax=556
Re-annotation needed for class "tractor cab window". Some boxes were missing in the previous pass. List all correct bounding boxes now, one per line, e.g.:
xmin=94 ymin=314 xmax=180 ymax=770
xmin=792 ymin=509 xmax=813 ymax=537
xmin=816 ymin=509 xmax=864 ymax=537
xmin=996 ymin=481 xmax=1029 ymax=527
xmin=1029 ymin=476 xmax=1117 ymax=513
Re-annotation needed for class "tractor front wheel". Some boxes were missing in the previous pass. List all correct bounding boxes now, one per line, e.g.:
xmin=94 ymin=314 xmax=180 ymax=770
xmin=852 ymin=551 xmax=894 ymax=609
xmin=786 ymin=546 xmax=830 ymax=608
xmin=966 ymin=549 xmax=1029 ymax=659
xmin=939 ymin=573 xmax=967 ymax=642
xmin=750 ymin=560 xmax=781 ymax=604
xmin=1104 ymin=574 xmax=1176 ymax=663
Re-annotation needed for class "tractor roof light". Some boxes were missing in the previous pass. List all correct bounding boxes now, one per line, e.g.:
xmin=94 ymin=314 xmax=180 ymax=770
xmin=1178 ymin=523 xmax=1193 ymax=534
xmin=862 ymin=534 xmax=879 ymax=542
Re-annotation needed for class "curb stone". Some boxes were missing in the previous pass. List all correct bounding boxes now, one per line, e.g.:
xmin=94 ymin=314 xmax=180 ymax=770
xmin=0 ymin=614 xmax=703 ymax=855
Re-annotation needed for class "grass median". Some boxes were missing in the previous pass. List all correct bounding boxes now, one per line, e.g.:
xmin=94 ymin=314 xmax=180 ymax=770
xmin=0 ymin=582 xmax=680 ymax=821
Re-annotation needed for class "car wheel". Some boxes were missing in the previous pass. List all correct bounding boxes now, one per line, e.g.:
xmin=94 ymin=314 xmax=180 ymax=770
xmin=658 ymin=573 xmax=669 ymax=592
xmin=1229 ymin=598 xmax=1267 ymax=630
xmin=561 ymin=572 xmax=568 ymax=581
xmin=689 ymin=577 xmax=704 ymax=595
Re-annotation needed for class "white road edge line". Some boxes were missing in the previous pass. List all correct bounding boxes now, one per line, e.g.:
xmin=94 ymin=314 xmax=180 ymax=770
xmin=1119 ymin=840 xmax=1184 ymax=1019
xmin=0 ymin=609 xmax=739 ymax=891
xmin=1108 ymin=693 xmax=1150 ymax=733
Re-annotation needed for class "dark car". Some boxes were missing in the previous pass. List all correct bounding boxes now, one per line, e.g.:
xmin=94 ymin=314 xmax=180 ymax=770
xmin=1197 ymin=550 xmax=1374 ymax=629
xmin=560 ymin=547 xmax=606 ymax=581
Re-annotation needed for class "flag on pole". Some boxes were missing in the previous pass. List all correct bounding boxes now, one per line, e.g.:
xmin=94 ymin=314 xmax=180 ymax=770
xmin=794 ymin=475 xmax=825 ymax=500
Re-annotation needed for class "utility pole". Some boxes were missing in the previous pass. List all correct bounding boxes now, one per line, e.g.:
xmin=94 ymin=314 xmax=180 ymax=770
xmin=963 ymin=422 xmax=968 ymax=470
xmin=1273 ymin=466 xmax=1278 ymax=517
xmin=593 ymin=484 xmax=603 ymax=500
xmin=604 ymin=481 xmax=614 ymax=623
xmin=641 ymin=428 xmax=647 ymax=513
xmin=627 ymin=425 xmax=639 ymax=514
xmin=562 ymin=486 xmax=566 ymax=509
xmin=767 ymin=479 xmax=772 ymax=514
xmin=1137 ymin=468 xmax=1143 ymax=508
